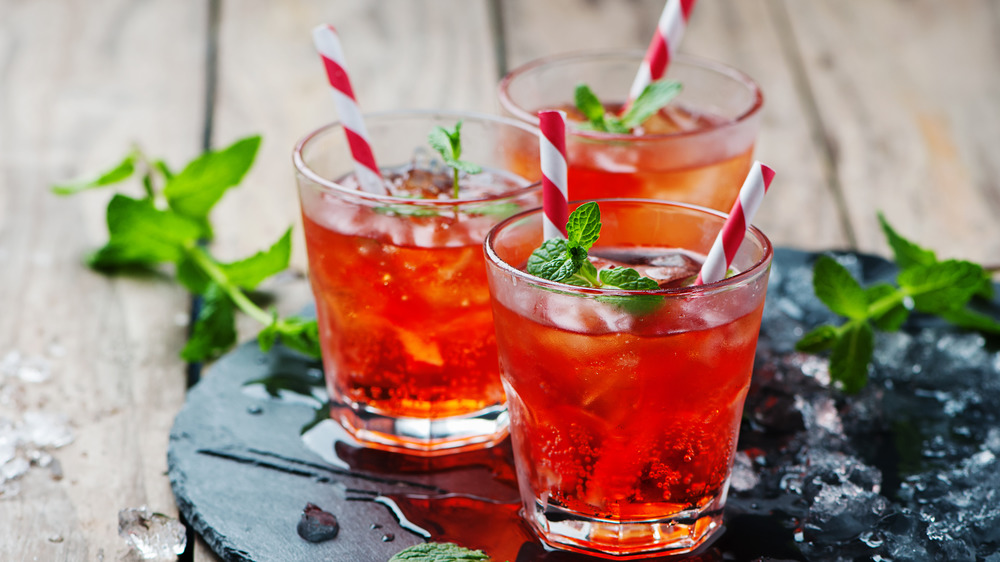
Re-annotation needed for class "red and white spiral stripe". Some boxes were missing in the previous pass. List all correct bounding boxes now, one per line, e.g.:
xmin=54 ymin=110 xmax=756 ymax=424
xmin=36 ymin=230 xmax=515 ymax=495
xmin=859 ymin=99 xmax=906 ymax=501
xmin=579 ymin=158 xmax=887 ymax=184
xmin=696 ymin=161 xmax=775 ymax=285
xmin=312 ymin=24 xmax=384 ymax=194
xmin=539 ymin=111 xmax=568 ymax=240
xmin=629 ymin=0 xmax=697 ymax=101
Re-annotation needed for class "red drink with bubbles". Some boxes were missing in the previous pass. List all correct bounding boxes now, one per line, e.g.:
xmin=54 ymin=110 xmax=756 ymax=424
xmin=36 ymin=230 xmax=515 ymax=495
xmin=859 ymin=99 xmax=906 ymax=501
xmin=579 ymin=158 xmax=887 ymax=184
xmin=499 ymin=52 xmax=762 ymax=212
xmin=484 ymin=200 xmax=772 ymax=557
xmin=294 ymin=111 xmax=540 ymax=455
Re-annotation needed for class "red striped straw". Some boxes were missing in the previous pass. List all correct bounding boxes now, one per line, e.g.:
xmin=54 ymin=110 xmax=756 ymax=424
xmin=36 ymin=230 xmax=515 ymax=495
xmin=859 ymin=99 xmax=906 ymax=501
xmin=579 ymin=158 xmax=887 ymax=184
xmin=312 ymin=24 xmax=385 ymax=194
xmin=628 ymin=0 xmax=697 ymax=101
xmin=695 ymin=161 xmax=775 ymax=285
xmin=539 ymin=111 xmax=569 ymax=240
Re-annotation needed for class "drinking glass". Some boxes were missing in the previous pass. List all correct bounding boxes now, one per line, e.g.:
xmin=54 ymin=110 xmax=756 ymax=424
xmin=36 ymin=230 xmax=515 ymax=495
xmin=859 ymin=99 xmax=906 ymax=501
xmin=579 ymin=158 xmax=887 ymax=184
xmin=293 ymin=110 xmax=540 ymax=455
xmin=498 ymin=51 xmax=763 ymax=212
xmin=484 ymin=198 xmax=772 ymax=556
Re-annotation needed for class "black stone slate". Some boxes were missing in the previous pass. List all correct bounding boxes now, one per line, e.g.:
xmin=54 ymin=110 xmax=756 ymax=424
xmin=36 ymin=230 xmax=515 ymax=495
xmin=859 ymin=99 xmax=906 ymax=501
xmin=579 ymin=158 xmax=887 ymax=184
xmin=167 ymin=248 xmax=1000 ymax=561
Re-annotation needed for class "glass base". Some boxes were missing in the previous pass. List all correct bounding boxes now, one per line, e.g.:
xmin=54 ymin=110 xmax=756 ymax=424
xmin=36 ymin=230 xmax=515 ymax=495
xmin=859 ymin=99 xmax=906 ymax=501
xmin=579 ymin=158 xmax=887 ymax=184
xmin=330 ymin=401 xmax=509 ymax=457
xmin=526 ymin=497 xmax=725 ymax=559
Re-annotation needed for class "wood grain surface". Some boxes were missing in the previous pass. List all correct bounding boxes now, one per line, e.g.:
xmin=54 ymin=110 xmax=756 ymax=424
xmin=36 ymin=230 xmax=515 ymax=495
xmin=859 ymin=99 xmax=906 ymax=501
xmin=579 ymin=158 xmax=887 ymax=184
xmin=1 ymin=0 xmax=998 ymax=560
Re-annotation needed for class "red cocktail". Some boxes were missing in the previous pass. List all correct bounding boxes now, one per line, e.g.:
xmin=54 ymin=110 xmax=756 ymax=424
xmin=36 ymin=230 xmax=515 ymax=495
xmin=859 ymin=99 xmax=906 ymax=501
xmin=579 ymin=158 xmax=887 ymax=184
xmin=484 ymin=199 xmax=772 ymax=557
xmin=498 ymin=51 xmax=763 ymax=212
xmin=294 ymin=111 xmax=540 ymax=455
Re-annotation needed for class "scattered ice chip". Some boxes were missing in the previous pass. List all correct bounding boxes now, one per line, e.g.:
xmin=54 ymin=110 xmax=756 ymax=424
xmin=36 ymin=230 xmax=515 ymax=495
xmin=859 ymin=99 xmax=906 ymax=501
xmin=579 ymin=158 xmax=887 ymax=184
xmin=729 ymin=451 xmax=759 ymax=492
xmin=1 ymin=457 xmax=30 ymax=480
xmin=118 ymin=506 xmax=187 ymax=560
xmin=22 ymin=412 xmax=74 ymax=448
xmin=0 ymin=351 xmax=51 ymax=382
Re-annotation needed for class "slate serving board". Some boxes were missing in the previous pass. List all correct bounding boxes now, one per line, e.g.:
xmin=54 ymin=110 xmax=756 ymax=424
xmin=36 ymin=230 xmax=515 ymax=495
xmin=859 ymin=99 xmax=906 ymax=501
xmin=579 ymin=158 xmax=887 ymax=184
xmin=167 ymin=248 xmax=1000 ymax=561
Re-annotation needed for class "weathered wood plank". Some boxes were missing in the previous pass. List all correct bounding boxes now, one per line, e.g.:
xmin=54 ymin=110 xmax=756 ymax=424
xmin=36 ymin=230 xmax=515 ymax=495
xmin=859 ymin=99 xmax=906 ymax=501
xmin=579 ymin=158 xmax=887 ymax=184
xmin=499 ymin=0 xmax=849 ymax=251
xmin=209 ymin=0 xmax=500 ymax=340
xmin=0 ymin=0 xmax=207 ymax=559
xmin=781 ymin=0 xmax=1000 ymax=264
xmin=501 ymin=0 xmax=664 ymax=69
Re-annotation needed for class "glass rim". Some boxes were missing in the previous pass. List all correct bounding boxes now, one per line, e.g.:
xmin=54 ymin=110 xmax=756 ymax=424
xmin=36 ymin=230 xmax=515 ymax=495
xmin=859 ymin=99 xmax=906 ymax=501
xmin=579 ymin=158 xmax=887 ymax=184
xmin=497 ymin=50 xmax=764 ymax=143
xmin=483 ymin=198 xmax=774 ymax=297
xmin=292 ymin=109 xmax=542 ymax=207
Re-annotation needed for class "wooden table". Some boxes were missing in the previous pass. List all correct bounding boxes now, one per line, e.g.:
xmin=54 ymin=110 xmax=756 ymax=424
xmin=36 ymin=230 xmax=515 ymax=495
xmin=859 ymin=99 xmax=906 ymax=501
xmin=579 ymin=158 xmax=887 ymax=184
xmin=2 ymin=1 xmax=998 ymax=559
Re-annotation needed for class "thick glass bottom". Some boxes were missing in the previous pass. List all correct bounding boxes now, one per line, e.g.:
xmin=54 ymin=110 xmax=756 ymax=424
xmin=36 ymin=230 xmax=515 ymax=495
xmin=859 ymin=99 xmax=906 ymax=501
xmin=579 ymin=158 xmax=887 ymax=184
xmin=526 ymin=493 xmax=726 ymax=559
xmin=330 ymin=401 xmax=509 ymax=456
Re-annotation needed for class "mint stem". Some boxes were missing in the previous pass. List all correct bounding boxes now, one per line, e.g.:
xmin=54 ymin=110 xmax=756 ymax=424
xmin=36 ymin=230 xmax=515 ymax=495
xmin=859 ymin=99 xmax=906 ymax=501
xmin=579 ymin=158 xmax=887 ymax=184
xmin=187 ymin=244 xmax=273 ymax=326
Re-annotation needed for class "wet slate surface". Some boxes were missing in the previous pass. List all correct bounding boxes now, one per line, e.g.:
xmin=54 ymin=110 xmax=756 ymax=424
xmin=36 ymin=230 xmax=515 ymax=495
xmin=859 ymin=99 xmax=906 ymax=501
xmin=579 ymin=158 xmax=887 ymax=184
xmin=168 ymin=248 xmax=1000 ymax=561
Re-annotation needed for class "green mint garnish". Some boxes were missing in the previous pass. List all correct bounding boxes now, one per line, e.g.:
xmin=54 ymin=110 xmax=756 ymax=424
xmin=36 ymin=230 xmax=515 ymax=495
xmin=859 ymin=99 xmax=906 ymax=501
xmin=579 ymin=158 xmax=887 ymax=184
xmin=388 ymin=542 xmax=491 ymax=561
xmin=53 ymin=135 xmax=321 ymax=362
xmin=427 ymin=120 xmax=483 ymax=198
xmin=796 ymin=212 xmax=1000 ymax=393
xmin=526 ymin=202 xmax=663 ymax=311
xmin=574 ymin=80 xmax=682 ymax=133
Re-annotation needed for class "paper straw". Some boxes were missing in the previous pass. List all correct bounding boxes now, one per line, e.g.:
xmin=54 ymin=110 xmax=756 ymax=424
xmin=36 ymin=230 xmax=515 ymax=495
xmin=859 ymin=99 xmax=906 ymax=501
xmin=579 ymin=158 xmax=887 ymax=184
xmin=628 ymin=0 xmax=697 ymax=101
xmin=695 ymin=161 xmax=775 ymax=285
xmin=312 ymin=24 xmax=385 ymax=194
xmin=539 ymin=111 xmax=569 ymax=240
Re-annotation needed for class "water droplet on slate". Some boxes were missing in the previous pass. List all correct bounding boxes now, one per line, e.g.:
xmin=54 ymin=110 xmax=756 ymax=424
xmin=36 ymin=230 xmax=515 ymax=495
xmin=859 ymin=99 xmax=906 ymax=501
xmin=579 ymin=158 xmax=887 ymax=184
xmin=246 ymin=405 xmax=263 ymax=415
xmin=370 ymin=523 xmax=382 ymax=530
xmin=297 ymin=503 xmax=339 ymax=543
xmin=381 ymin=533 xmax=395 ymax=542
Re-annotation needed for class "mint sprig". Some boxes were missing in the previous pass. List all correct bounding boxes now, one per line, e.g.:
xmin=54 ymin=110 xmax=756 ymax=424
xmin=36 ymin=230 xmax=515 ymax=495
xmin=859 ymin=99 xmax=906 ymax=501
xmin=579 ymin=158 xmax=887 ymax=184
xmin=526 ymin=202 xmax=662 ymax=310
xmin=574 ymin=80 xmax=682 ymax=134
xmin=53 ymin=136 xmax=321 ymax=362
xmin=427 ymin=121 xmax=482 ymax=198
xmin=796 ymin=212 xmax=999 ymax=393
xmin=388 ymin=542 xmax=491 ymax=562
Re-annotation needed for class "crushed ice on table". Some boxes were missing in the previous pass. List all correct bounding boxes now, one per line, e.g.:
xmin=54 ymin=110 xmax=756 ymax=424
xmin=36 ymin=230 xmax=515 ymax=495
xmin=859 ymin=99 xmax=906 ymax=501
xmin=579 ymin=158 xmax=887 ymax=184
xmin=0 ymin=349 xmax=73 ymax=498
xmin=118 ymin=506 xmax=187 ymax=560
xmin=729 ymin=252 xmax=1000 ymax=560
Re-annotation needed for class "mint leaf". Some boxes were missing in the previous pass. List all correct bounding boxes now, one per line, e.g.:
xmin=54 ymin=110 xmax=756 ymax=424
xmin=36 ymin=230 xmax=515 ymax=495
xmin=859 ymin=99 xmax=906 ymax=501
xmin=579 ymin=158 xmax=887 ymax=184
xmin=866 ymin=283 xmax=909 ymax=332
xmin=572 ymin=84 xmax=629 ymax=133
xmin=796 ymin=325 xmax=839 ymax=353
xmin=176 ymin=253 xmax=211 ymax=294
xmin=878 ymin=212 xmax=936 ymax=269
xmin=221 ymin=228 xmax=292 ymax=290
xmin=620 ymin=80 xmax=682 ymax=129
xmin=259 ymin=315 xmax=321 ymax=358
xmin=89 ymin=194 xmax=202 ymax=268
xmin=389 ymin=542 xmax=491 ymax=562
xmin=599 ymin=267 xmax=660 ymax=290
xmin=181 ymin=283 xmax=237 ymax=362
xmin=52 ymin=150 xmax=137 ymax=195
xmin=163 ymin=135 xmax=261 ymax=222
xmin=830 ymin=321 xmax=874 ymax=394
xmin=812 ymin=255 xmax=869 ymax=320
xmin=154 ymin=160 xmax=174 ymax=181
xmin=939 ymin=307 xmax=1000 ymax=334
xmin=427 ymin=121 xmax=481 ymax=198
xmin=574 ymin=84 xmax=605 ymax=126
xmin=566 ymin=201 xmax=601 ymax=251
xmin=427 ymin=127 xmax=454 ymax=160
xmin=799 ymin=212 xmax=999 ymax=394
xmin=899 ymin=260 xmax=984 ymax=313
xmin=526 ymin=238 xmax=582 ymax=282
xmin=448 ymin=159 xmax=482 ymax=176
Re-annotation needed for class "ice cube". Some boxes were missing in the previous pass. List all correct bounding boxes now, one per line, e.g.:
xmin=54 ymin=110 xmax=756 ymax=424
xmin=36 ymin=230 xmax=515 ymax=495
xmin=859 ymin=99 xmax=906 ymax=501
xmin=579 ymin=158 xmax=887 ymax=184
xmin=729 ymin=451 xmax=759 ymax=492
xmin=118 ymin=506 xmax=187 ymax=560
xmin=22 ymin=411 xmax=73 ymax=448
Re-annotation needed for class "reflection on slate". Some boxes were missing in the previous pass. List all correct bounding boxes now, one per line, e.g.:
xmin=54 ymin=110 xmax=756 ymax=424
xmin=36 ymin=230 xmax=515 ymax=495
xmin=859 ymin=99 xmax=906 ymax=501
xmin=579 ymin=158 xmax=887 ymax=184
xmin=167 ymin=248 xmax=1000 ymax=561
